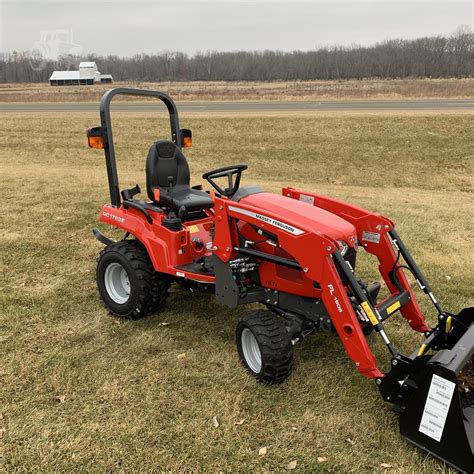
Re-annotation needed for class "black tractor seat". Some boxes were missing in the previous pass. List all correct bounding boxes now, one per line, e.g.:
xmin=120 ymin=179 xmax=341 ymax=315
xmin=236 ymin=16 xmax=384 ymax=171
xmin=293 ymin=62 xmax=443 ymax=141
xmin=158 ymin=185 xmax=213 ymax=211
xmin=146 ymin=140 xmax=214 ymax=213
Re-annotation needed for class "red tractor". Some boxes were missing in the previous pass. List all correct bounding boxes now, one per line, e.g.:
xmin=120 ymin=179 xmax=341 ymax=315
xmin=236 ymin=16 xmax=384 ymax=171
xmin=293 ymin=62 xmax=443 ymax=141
xmin=88 ymin=88 xmax=473 ymax=472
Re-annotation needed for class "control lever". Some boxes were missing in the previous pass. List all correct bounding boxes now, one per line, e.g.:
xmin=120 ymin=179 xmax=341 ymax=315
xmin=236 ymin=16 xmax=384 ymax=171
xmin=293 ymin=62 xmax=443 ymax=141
xmin=121 ymin=184 xmax=141 ymax=201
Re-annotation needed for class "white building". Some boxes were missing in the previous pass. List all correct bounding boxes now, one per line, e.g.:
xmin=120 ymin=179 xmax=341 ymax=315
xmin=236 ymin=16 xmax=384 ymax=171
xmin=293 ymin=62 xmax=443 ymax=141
xmin=49 ymin=62 xmax=113 ymax=86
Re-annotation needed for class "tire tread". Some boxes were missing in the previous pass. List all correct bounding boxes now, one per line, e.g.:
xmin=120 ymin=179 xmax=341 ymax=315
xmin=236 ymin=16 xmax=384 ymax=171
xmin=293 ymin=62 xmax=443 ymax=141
xmin=237 ymin=310 xmax=294 ymax=384
xmin=97 ymin=239 xmax=170 ymax=319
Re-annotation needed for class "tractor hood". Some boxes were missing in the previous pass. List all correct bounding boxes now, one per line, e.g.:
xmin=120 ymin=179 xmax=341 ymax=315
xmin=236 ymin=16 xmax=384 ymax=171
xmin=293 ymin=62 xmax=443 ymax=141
xmin=240 ymin=192 xmax=356 ymax=245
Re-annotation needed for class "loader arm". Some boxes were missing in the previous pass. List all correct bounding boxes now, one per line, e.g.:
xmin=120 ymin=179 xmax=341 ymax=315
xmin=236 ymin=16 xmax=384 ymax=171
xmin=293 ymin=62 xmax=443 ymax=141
xmin=283 ymin=187 xmax=431 ymax=333
xmin=212 ymin=196 xmax=386 ymax=379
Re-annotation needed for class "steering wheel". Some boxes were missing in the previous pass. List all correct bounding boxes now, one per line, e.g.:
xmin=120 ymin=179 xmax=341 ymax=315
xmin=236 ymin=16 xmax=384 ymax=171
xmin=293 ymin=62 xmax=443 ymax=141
xmin=202 ymin=164 xmax=248 ymax=197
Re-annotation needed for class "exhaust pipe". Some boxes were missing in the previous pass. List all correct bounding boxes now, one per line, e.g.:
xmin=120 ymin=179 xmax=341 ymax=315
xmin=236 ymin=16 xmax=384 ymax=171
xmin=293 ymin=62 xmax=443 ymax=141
xmin=380 ymin=308 xmax=473 ymax=473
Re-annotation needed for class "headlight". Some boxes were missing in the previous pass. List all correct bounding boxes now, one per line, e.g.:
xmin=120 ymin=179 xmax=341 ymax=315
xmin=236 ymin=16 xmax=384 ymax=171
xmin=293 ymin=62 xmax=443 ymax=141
xmin=337 ymin=240 xmax=349 ymax=256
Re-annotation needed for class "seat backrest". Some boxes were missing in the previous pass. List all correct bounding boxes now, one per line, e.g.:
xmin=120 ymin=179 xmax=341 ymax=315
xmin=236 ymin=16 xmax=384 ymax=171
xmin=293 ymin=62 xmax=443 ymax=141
xmin=146 ymin=140 xmax=191 ymax=200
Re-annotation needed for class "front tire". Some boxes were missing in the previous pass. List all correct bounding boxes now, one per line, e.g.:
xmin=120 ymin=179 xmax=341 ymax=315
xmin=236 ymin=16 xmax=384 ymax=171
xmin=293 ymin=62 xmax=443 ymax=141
xmin=236 ymin=310 xmax=294 ymax=384
xmin=96 ymin=240 xmax=170 ymax=319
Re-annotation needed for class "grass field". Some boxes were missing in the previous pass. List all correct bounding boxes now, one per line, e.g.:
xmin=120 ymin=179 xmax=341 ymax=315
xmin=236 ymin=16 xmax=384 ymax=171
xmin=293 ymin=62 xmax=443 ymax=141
xmin=1 ymin=111 xmax=473 ymax=472
xmin=1 ymin=77 xmax=473 ymax=102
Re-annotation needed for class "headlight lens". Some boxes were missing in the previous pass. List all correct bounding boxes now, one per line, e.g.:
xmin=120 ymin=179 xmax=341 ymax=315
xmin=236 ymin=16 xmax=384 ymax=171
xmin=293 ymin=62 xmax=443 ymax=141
xmin=337 ymin=240 xmax=349 ymax=256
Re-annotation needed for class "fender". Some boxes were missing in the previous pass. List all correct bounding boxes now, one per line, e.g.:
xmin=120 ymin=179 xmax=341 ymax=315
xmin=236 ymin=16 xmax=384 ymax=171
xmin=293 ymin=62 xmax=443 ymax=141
xmin=99 ymin=204 xmax=170 ymax=273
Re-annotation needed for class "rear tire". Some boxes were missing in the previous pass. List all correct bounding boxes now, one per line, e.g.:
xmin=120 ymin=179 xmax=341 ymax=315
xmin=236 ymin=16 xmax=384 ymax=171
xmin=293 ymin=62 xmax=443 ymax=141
xmin=96 ymin=240 xmax=171 ymax=319
xmin=236 ymin=310 xmax=294 ymax=384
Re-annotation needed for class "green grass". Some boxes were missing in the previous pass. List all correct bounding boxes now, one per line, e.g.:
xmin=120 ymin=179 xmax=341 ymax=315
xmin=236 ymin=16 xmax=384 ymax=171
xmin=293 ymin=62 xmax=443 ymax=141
xmin=1 ymin=112 xmax=472 ymax=472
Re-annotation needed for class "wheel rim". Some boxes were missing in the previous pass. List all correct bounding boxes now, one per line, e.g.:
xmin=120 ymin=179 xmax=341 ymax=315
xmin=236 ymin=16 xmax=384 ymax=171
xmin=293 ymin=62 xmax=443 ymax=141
xmin=241 ymin=328 xmax=262 ymax=373
xmin=104 ymin=262 xmax=131 ymax=304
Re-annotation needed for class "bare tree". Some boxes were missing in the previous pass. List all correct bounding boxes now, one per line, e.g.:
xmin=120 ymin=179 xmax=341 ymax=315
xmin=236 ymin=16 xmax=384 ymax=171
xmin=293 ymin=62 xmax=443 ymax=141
xmin=1 ymin=28 xmax=472 ymax=83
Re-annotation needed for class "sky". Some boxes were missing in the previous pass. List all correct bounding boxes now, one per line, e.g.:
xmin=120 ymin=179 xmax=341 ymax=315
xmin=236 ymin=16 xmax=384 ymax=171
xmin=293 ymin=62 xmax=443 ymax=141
xmin=0 ymin=0 xmax=472 ymax=57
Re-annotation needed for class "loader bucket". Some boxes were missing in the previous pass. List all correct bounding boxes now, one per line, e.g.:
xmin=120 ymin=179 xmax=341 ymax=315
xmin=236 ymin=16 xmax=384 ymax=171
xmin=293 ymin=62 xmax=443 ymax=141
xmin=399 ymin=308 xmax=473 ymax=473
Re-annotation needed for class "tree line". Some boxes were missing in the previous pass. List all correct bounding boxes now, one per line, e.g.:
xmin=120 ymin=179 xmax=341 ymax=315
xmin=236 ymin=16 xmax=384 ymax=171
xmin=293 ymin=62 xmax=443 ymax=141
xmin=0 ymin=27 xmax=472 ymax=83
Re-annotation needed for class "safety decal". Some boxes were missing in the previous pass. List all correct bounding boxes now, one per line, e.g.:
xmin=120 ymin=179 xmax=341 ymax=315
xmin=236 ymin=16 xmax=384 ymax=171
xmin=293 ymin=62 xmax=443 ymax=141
xmin=299 ymin=194 xmax=315 ymax=205
xmin=386 ymin=300 xmax=401 ymax=315
xmin=361 ymin=301 xmax=379 ymax=326
xmin=362 ymin=231 xmax=381 ymax=244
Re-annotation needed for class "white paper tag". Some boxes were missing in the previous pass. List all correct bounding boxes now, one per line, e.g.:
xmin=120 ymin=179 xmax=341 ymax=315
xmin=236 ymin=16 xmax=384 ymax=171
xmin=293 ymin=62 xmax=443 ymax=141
xmin=419 ymin=374 xmax=455 ymax=442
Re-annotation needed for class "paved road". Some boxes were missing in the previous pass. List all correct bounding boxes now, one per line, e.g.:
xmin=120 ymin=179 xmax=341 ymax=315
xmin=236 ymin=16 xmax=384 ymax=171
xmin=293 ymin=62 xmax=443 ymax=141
xmin=1 ymin=99 xmax=473 ymax=113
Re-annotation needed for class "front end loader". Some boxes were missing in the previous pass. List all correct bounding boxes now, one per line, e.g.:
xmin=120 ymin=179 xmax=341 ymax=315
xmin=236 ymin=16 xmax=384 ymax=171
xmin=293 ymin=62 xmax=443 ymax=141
xmin=87 ymin=88 xmax=473 ymax=472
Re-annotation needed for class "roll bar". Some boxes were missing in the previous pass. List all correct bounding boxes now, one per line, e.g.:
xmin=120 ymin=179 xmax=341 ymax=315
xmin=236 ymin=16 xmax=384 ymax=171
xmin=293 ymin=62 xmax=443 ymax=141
xmin=98 ymin=88 xmax=183 ymax=207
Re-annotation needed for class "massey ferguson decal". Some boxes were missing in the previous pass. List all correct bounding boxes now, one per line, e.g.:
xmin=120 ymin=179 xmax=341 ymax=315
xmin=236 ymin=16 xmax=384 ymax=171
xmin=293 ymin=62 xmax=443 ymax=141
xmin=228 ymin=206 xmax=304 ymax=236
